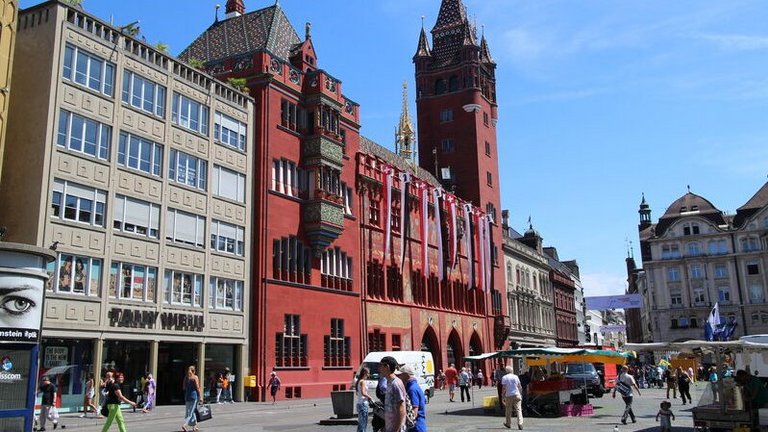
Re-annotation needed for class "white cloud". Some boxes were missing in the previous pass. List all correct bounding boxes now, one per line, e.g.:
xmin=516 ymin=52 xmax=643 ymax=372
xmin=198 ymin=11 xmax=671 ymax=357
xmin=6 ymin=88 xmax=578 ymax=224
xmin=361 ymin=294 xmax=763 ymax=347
xmin=582 ymin=272 xmax=627 ymax=298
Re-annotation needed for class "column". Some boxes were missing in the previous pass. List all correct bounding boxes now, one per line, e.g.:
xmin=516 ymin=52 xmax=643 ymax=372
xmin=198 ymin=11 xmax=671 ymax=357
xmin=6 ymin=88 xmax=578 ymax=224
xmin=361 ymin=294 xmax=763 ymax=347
xmin=235 ymin=344 xmax=245 ymax=402
xmin=197 ymin=343 xmax=205 ymax=387
xmin=149 ymin=340 xmax=159 ymax=377
xmin=92 ymin=339 xmax=103 ymax=405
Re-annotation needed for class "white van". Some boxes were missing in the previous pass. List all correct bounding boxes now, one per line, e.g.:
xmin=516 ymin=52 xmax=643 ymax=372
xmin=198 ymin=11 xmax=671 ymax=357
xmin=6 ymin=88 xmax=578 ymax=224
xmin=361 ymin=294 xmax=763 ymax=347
xmin=354 ymin=351 xmax=435 ymax=400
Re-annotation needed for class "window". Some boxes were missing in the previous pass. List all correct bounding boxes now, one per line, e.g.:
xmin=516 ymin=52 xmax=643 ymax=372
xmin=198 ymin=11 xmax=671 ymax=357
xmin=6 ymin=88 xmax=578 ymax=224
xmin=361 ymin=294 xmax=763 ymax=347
xmin=48 ymin=254 xmax=101 ymax=296
xmin=62 ymin=44 xmax=115 ymax=96
xmin=324 ymin=318 xmax=351 ymax=367
xmin=690 ymin=264 xmax=703 ymax=279
xmin=441 ymin=139 xmax=455 ymax=153
xmin=212 ymin=165 xmax=246 ymax=203
xmin=163 ymin=270 xmax=202 ymax=307
xmin=714 ymin=263 xmax=728 ymax=279
xmin=742 ymin=237 xmax=760 ymax=252
xmin=366 ymin=260 xmax=384 ymax=299
xmin=693 ymin=288 xmax=706 ymax=305
xmin=320 ymin=247 xmax=352 ymax=291
xmin=708 ymin=239 xmax=728 ymax=255
xmin=690 ymin=316 xmax=699 ymax=328
xmin=434 ymin=79 xmax=446 ymax=95
xmin=486 ymin=172 xmax=493 ymax=186
xmin=210 ymin=220 xmax=245 ymax=256
xmin=280 ymin=99 xmax=299 ymax=132
xmin=341 ymin=183 xmax=353 ymax=216
xmin=440 ymin=109 xmax=453 ymax=123
xmin=661 ymin=244 xmax=681 ymax=259
xmin=485 ymin=141 xmax=491 ymax=156
xmin=109 ymin=262 xmax=157 ymax=302
xmin=750 ymin=284 xmax=765 ymax=304
xmin=214 ymin=111 xmax=247 ymax=151
xmin=169 ymin=149 xmax=207 ymax=190
xmin=483 ymin=111 xmax=489 ymax=126
xmin=271 ymin=159 xmax=308 ymax=198
xmin=57 ymin=110 xmax=111 ymax=160
xmin=171 ymin=93 xmax=209 ymax=135
xmin=113 ymin=195 xmax=160 ymax=238
xmin=448 ymin=75 xmax=459 ymax=92
xmin=165 ymin=208 xmax=205 ymax=248
xmin=117 ymin=132 xmax=163 ymax=177
xmin=368 ymin=329 xmax=386 ymax=352
xmin=209 ymin=277 xmax=243 ymax=311
xmin=121 ymin=70 xmax=166 ymax=117
xmin=687 ymin=242 xmax=701 ymax=257
xmin=391 ymin=199 xmax=401 ymax=232
xmin=667 ymin=267 xmax=681 ymax=282
xmin=275 ymin=314 xmax=307 ymax=368
xmin=718 ymin=286 xmax=731 ymax=303
xmin=671 ymin=318 xmax=679 ymax=329
xmin=683 ymin=223 xmax=700 ymax=236
xmin=272 ymin=236 xmax=312 ymax=284
xmin=368 ymin=196 xmax=380 ymax=226
xmin=50 ymin=179 xmax=106 ymax=227
xmin=679 ymin=317 xmax=689 ymax=328
xmin=748 ymin=261 xmax=761 ymax=276
xmin=387 ymin=266 xmax=404 ymax=302
xmin=670 ymin=289 xmax=682 ymax=307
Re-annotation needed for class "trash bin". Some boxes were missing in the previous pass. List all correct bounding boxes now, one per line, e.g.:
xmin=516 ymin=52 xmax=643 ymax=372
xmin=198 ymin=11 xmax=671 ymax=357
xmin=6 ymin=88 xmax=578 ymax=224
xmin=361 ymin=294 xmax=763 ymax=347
xmin=330 ymin=390 xmax=355 ymax=418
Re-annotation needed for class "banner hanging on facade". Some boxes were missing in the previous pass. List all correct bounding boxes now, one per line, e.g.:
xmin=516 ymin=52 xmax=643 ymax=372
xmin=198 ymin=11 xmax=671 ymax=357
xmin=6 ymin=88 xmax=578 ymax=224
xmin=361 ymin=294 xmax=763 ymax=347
xmin=599 ymin=325 xmax=627 ymax=334
xmin=585 ymin=294 xmax=643 ymax=310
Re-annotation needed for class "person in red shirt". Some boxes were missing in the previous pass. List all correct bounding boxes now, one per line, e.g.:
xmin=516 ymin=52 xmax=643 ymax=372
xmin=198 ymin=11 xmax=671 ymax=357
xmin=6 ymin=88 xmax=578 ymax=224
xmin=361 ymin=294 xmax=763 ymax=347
xmin=443 ymin=364 xmax=458 ymax=402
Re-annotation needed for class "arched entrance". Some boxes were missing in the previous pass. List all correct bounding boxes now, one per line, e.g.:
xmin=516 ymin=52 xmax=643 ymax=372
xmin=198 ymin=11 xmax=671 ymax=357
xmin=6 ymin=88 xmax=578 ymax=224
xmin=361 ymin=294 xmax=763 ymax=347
xmin=421 ymin=326 xmax=441 ymax=371
xmin=468 ymin=331 xmax=483 ymax=358
xmin=446 ymin=330 xmax=463 ymax=368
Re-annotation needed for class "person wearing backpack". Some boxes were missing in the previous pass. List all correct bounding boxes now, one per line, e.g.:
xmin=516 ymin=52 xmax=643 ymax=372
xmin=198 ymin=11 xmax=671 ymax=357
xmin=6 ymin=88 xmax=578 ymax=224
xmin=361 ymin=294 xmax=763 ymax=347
xmin=397 ymin=365 xmax=426 ymax=432
xmin=378 ymin=356 xmax=406 ymax=432
xmin=613 ymin=365 xmax=642 ymax=425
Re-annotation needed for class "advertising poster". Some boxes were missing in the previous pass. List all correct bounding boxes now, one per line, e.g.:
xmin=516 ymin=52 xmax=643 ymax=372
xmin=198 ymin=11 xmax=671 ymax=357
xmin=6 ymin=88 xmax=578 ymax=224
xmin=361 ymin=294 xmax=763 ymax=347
xmin=0 ymin=273 xmax=43 ymax=343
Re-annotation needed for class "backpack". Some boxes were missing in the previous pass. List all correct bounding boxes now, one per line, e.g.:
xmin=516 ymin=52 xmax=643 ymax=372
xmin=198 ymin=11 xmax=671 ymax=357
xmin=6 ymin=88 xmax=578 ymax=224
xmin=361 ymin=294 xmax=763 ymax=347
xmin=404 ymin=393 xmax=417 ymax=429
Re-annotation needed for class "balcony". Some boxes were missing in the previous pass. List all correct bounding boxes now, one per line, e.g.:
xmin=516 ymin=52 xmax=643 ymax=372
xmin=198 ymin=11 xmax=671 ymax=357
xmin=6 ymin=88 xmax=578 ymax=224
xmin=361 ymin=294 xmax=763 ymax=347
xmin=302 ymin=133 xmax=344 ymax=169
xmin=302 ymin=196 xmax=344 ymax=256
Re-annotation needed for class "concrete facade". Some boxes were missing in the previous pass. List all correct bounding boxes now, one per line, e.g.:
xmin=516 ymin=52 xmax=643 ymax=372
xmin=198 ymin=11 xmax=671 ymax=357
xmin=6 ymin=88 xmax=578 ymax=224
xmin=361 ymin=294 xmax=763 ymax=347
xmin=0 ymin=0 xmax=18 ymax=184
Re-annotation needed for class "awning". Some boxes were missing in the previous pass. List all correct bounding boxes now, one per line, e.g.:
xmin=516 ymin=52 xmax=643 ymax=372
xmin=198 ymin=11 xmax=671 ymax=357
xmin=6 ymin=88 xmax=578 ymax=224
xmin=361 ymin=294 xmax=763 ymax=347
xmin=463 ymin=352 xmax=500 ymax=361
xmin=624 ymin=340 xmax=768 ymax=353
xmin=466 ymin=347 xmax=633 ymax=365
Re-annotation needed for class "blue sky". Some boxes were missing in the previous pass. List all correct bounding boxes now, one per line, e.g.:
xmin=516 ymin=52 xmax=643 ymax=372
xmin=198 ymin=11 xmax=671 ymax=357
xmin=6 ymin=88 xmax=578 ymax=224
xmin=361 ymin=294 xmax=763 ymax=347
xmin=22 ymin=0 xmax=768 ymax=297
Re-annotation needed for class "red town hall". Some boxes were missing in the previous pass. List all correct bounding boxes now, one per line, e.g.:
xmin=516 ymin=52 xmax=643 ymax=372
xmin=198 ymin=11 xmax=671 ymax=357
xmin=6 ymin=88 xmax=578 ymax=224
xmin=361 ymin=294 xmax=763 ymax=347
xmin=181 ymin=0 xmax=509 ymax=400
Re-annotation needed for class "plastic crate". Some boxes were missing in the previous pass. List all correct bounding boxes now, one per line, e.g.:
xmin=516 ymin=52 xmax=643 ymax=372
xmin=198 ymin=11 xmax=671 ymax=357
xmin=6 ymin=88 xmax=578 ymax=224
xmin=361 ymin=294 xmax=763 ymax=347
xmin=483 ymin=396 xmax=499 ymax=408
xmin=560 ymin=403 xmax=594 ymax=417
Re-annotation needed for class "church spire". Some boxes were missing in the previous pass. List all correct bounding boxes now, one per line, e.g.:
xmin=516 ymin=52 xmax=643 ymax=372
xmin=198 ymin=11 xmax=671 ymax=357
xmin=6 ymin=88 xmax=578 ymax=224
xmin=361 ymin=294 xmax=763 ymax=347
xmin=225 ymin=0 xmax=245 ymax=18
xmin=413 ymin=17 xmax=431 ymax=59
xmin=395 ymin=82 xmax=416 ymax=163
xmin=480 ymin=32 xmax=494 ymax=64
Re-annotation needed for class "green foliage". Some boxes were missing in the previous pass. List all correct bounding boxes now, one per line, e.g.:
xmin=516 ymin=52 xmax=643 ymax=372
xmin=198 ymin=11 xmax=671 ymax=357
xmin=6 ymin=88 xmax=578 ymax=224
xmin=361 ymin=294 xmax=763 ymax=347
xmin=155 ymin=42 xmax=169 ymax=54
xmin=188 ymin=58 xmax=205 ymax=69
xmin=227 ymin=78 xmax=248 ymax=90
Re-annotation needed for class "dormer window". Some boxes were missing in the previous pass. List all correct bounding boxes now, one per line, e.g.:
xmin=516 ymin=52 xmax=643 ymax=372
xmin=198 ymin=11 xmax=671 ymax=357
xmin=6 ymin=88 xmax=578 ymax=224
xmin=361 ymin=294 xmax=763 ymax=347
xmin=680 ymin=206 xmax=687 ymax=212
xmin=691 ymin=205 xmax=699 ymax=211
xmin=683 ymin=223 xmax=700 ymax=236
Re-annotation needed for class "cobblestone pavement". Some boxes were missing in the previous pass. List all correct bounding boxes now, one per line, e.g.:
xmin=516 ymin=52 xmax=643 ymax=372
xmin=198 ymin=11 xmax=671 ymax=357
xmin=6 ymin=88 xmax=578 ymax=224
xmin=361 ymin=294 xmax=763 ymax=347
xmin=47 ymin=383 xmax=711 ymax=431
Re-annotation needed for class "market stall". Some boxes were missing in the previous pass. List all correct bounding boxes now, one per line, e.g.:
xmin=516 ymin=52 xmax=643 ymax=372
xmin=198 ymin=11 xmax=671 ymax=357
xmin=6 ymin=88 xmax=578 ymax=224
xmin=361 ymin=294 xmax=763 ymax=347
xmin=625 ymin=340 xmax=768 ymax=432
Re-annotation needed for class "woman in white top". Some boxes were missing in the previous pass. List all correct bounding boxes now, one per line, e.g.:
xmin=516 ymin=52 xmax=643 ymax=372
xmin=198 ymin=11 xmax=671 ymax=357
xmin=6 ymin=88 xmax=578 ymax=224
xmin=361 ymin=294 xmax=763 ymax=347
xmin=80 ymin=372 xmax=99 ymax=418
xmin=356 ymin=367 xmax=373 ymax=432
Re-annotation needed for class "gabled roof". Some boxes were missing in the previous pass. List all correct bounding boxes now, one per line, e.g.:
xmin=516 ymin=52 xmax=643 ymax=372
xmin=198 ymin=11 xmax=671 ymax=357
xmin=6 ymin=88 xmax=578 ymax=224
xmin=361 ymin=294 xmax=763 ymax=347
xmin=430 ymin=0 xmax=477 ymax=66
xmin=733 ymin=181 xmax=768 ymax=228
xmin=359 ymin=136 xmax=440 ymax=187
xmin=654 ymin=192 xmax=726 ymax=237
xmin=433 ymin=0 xmax=468 ymax=32
xmin=179 ymin=4 xmax=301 ymax=64
xmin=413 ymin=27 xmax=431 ymax=59
xmin=480 ymin=35 xmax=494 ymax=64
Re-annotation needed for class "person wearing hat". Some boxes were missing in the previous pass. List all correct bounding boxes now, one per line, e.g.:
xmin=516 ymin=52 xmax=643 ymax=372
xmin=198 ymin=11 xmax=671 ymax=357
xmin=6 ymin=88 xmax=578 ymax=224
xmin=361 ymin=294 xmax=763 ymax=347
xmin=379 ymin=356 xmax=406 ymax=432
xmin=38 ymin=375 xmax=58 ymax=431
xmin=269 ymin=371 xmax=282 ymax=404
xmin=396 ymin=364 xmax=426 ymax=432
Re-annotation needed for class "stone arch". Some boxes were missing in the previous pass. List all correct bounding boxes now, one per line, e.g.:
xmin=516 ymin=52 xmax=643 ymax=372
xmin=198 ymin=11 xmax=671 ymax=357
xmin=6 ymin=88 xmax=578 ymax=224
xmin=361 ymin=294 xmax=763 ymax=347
xmin=421 ymin=325 xmax=441 ymax=371
xmin=468 ymin=331 xmax=483 ymax=358
xmin=446 ymin=329 xmax=463 ymax=368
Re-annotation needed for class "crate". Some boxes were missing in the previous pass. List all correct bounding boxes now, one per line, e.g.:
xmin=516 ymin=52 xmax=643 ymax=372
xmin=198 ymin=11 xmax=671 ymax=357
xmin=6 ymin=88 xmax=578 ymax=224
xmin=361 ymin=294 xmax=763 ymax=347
xmin=560 ymin=403 xmax=594 ymax=417
xmin=483 ymin=396 xmax=499 ymax=408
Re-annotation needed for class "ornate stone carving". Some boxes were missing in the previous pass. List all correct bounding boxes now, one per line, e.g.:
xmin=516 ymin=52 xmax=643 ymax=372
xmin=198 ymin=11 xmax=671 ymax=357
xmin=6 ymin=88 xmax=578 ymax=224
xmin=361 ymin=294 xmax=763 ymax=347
xmin=270 ymin=59 xmax=282 ymax=74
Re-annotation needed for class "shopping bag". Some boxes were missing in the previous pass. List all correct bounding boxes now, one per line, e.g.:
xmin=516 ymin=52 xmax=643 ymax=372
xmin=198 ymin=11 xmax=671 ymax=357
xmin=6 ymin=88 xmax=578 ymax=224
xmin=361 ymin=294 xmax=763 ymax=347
xmin=47 ymin=406 xmax=60 ymax=421
xmin=100 ymin=405 xmax=109 ymax=417
xmin=194 ymin=404 xmax=213 ymax=422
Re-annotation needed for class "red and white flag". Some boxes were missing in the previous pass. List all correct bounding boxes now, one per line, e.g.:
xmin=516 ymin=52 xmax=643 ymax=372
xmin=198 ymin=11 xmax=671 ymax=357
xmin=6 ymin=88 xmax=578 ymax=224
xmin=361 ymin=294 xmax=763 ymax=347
xmin=446 ymin=194 xmax=458 ymax=269
xmin=484 ymin=214 xmax=493 ymax=291
xmin=398 ymin=172 xmax=410 ymax=266
xmin=383 ymin=166 xmax=394 ymax=259
xmin=432 ymin=188 xmax=444 ymax=280
xmin=463 ymin=203 xmax=473 ymax=289
xmin=420 ymin=182 xmax=429 ymax=277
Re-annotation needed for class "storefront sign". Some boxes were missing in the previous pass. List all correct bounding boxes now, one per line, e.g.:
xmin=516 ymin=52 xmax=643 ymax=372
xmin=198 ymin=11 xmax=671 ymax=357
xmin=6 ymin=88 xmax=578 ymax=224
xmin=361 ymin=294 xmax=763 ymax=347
xmin=108 ymin=307 xmax=204 ymax=332
xmin=0 ymin=350 xmax=31 ymax=410
xmin=0 ymin=244 xmax=56 ymax=344
xmin=43 ymin=346 xmax=68 ymax=368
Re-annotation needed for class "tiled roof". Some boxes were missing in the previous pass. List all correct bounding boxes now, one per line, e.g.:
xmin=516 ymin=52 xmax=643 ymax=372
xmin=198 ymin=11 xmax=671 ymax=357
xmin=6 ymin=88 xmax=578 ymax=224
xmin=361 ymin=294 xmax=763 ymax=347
xmin=430 ymin=0 xmax=476 ymax=66
xmin=733 ymin=181 xmax=768 ymax=228
xmin=654 ymin=192 xmax=726 ymax=236
xmin=359 ymin=136 xmax=441 ymax=187
xmin=179 ymin=4 xmax=301 ymax=64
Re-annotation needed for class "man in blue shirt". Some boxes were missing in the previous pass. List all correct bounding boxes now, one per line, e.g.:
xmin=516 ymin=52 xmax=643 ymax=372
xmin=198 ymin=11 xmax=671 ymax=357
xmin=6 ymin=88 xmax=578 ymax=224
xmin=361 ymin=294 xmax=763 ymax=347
xmin=396 ymin=364 xmax=426 ymax=432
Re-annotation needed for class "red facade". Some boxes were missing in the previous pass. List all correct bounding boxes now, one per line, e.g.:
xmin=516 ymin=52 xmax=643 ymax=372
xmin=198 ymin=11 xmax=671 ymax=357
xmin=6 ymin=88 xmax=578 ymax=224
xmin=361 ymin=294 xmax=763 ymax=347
xmin=552 ymin=269 xmax=578 ymax=347
xmin=181 ymin=0 xmax=508 ymax=400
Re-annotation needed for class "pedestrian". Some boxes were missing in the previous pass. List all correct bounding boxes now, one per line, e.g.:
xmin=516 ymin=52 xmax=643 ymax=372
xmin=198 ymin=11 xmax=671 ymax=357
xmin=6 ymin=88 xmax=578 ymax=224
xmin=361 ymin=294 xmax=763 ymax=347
xmin=664 ymin=367 xmax=677 ymax=399
xmin=736 ymin=369 xmax=768 ymax=411
xmin=182 ymin=365 xmax=202 ymax=432
xmin=501 ymin=365 xmax=523 ymax=430
xmin=356 ymin=367 xmax=373 ymax=432
xmin=708 ymin=366 xmax=719 ymax=402
xmin=223 ymin=367 xmax=235 ymax=403
xmin=444 ymin=363 xmax=458 ymax=402
xmin=656 ymin=365 xmax=664 ymax=388
xmin=655 ymin=401 xmax=675 ymax=432
xmin=80 ymin=372 xmax=98 ymax=418
xmin=613 ymin=365 xmax=641 ymax=425
xmin=100 ymin=371 xmax=114 ymax=415
xmin=676 ymin=367 xmax=692 ymax=405
xmin=38 ymin=375 xmax=58 ymax=431
xmin=372 ymin=375 xmax=387 ymax=432
xmin=436 ymin=369 xmax=445 ymax=390
xmin=494 ymin=363 xmax=506 ymax=410
xmin=476 ymin=369 xmax=484 ymax=389
xmin=102 ymin=373 xmax=137 ymax=432
xmin=688 ymin=366 xmax=695 ymax=383
xmin=458 ymin=367 xmax=471 ymax=402
xmin=379 ymin=356 xmax=407 ymax=432
xmin=269 ymin=371 xmax=281 ymax=404
xmin=141 ymin=373 xmax=156 ymax=414
xmin=213 ymin=373 xmax=223 ymax=403
xmin=397 ymin=364 xmax=426 ymax=432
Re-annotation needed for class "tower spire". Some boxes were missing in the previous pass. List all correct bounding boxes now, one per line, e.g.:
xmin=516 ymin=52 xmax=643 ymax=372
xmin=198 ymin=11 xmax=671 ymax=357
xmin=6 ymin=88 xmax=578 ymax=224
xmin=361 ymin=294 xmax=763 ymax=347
xmin=413 ymin=16 xmax=431 ymax=59
xmin=395 ymin=82 xmax=416 ymax=163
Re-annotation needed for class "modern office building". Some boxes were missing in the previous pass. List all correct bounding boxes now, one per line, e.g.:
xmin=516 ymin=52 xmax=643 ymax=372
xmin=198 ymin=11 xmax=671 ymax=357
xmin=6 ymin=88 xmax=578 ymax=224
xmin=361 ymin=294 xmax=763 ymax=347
xmin=0 ymin=0 xmax=254 ymax=409
xmin=638 ymin=183 xmax=768 ymax=342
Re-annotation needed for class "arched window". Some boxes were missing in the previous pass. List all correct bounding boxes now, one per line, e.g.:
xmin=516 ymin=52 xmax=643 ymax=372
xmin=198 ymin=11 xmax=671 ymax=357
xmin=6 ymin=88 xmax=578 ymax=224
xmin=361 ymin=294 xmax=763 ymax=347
xmin=434 ymin=79 xmax=446 ymax=95
xmin=448 ymin=75 xmax=459 ymax=92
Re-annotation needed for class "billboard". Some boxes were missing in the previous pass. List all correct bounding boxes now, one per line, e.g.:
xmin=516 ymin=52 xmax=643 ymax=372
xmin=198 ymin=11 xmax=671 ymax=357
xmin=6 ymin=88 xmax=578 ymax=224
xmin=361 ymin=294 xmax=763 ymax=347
xmin=0 ymin=244 xmax=55 ymax=344
xmin=585 ymin=294 xmax=643 ymax=310
xmin=599 ymin=325 xmax=627 ymax=334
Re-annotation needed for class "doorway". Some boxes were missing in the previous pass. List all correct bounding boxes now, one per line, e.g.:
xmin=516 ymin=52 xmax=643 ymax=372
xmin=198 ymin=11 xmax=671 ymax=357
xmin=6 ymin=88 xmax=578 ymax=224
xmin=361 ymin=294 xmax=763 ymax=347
xmin=156 ymin=342 xmax=197 ymax=405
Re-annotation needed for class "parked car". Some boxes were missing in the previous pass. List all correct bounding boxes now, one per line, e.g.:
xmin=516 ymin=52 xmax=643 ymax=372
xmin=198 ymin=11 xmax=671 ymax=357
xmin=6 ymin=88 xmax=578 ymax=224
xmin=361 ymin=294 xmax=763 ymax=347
xmin=353 ymin=351 xmax=435 ymax=400
xmin=564 ymin=362 xmax=604 ymax=397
